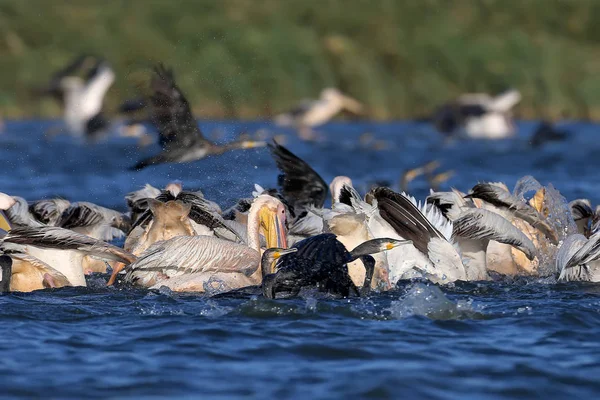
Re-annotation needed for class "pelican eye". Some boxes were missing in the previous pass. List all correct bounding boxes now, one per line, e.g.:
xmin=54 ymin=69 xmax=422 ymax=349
xmin=273 ymin=251 xmax=281 ymax=259
xmin=386 ymin=243 xmax=394 ymax=250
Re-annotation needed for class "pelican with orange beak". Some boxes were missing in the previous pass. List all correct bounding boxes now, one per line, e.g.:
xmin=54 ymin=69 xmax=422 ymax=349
xmin=111 ymin=194 xmax=288 ymax=293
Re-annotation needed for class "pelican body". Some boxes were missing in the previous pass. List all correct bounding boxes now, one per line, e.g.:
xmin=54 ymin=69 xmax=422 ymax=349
xmin=434 ymin=89 xmax=521 ymax=139
xmin=120 ymin=194 xmax=288 ymax=293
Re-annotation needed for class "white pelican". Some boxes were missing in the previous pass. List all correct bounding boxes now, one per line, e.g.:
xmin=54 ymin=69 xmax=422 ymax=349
xmin=434 ymin=89 xmax=521 ymax=139
xmin=556 ymin=232 xmax=600 ymax=282
xmin=4 ymin=253 xmax=72 ymax=292
xmin=36 ymin=55 xmax=100 ymax=106
xmin=4 ymin=195 xmax=129 ymax=240
xmin=55 ymin=202 xmax=130 ymax=241
xmin=5 ymin=196 xmax=45 ymax=227
xmin=125 ymin=199 xmax=195 ymax=257
xmin=28 ymin=198 xmax=71 ymax=226
xmin=274 ymin=88 xmax=363 ymax=139
xmin=116 ymin=194 xmax=288 ymax=293
xmin=462 ymin=181 xmax=575 ymax=277
xmin=124 ymin=188 xmax=241 ymax=255
xmin=362 ymin=187 xmax=466 ymax=283
xmin=1 ymin=225 xmax=136 ymax=290
xmin=427 ymin=188 xmax=537 ymax=280
xmin=131 ymin=65 xmax=265 ymax=170
xmin=569 ymin=199 xmax=594 ymax=237
xmin=60 ymin=60 xmax=115 ymax=138
xmin=329 ymin=176 xmax=354 ymax=204
xmin=0 ymin=192 xmax=15 ymax=211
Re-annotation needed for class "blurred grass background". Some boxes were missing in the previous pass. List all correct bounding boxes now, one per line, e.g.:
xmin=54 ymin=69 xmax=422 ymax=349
xmin=1 ymin=0 xmax=600 ymax=120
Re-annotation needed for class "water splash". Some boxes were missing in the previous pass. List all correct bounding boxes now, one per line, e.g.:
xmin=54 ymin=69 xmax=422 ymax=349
xmin=386 ymin=283 xmax=484 ymax=320
xmin=513 ymin=175 xmax=544 ymax=200
xmin=513 ymin=176 xmax=577 ymax=277
xmin=203 ymin=276 xmax=232 ymax=296
xmin=545 ymin=184 xmax=577 ymax=240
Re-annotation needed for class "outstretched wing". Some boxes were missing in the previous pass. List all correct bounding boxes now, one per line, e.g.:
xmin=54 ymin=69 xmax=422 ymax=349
xmin=452 ymin=208 xmax=536 ymax=260
xmin=37 ymin=55 xmax=99 ymax=104
xmin=2 ymin=226 xmax=136 ymax=264
xmin=467 ymin=183 xmax=558 ymax=244
xmin=268 ymin=141 xmax=328 ymax=210
xmin=369 ymin=187 xmax=446 ymax=255
xmin=150 ymin=64 xmax=209 ymax=150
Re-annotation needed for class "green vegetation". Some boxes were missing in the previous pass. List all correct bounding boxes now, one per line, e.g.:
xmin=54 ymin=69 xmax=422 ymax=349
xmin=1 ymin=0 xmax=600 ymax=120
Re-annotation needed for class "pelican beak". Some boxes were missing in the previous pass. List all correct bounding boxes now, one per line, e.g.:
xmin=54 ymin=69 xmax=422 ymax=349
xmin=241 ymin=140 xmax=267 ymax=149
xmin=0 ymin=210 xmax=11 ymax=234
xmin=259 ymin=207 xmax=288 ymax=249
xmin=111 ymin=215 xmax=132 ymax=234
xmin=403 ymin=167 xmax=424 ymax=183
xmin=107 ymin=262 xmax=126 ymax=286
xmin=424 ymin=160 xmax=441 ymax=174
xmin=471 ymin=198 xmax=485 ymax=208
xmin=341 ymin=96 xmax=364 ymax=114
xmin=530 ymin=188 xmax=548 ymax=217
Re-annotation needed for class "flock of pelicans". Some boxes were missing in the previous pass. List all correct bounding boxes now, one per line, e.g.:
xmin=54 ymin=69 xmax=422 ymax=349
xmin=30 ymin=54 xmax=543 ymax=152
xmin=1 ymin=140 xmax=599 ymax=297
xmin=0 ymin=56 xmax=589 ymax=297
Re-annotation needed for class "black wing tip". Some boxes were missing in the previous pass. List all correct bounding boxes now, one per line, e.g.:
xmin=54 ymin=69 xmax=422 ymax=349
xmin=153 ymin=63 xmax=173 ymax=78
xmin=150 ymin=63 xmax=177 ymax=94
xmin=267 ymin=139 xmax=288 ymax=155
xmin=338 ymin=185 xmax=357 ymax=206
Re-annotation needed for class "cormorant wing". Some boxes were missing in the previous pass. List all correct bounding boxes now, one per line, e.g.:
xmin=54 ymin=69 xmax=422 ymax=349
xmin=130 ymin=146 xmax=206 ymax=171
xmin=150 ymin=64 xmax=210 ymax=150
xmin=268 ymin=141 xmax=328 ymax=210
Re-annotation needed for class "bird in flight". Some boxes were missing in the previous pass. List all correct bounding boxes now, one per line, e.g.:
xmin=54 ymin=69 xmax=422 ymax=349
xmin=131 ymin=65 xmax=265 ymax=170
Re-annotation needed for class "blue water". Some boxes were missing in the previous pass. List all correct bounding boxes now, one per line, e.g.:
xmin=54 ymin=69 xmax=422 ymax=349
xmin=1 ymin=120 xmax=600 ymax=399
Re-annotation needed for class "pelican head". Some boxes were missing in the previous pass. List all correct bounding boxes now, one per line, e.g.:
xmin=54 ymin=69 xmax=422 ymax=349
xmin=110 ymin=214 xmax=132 ymax=234
xmin=330 ymin=176 xmax=354 ymax=204
xmin=250 ymin=194 xmax=288 ymax=249
xmin=148 ymin=199 xmax=192 ymax=225
xmin=0 ymin=193 xmax=15 ymax=211
xmin=529 ymin=188 xmax=549 ymax=217
xmin=165 ymin=181 xmax=183 ymax=197
xmin=260 ymin=247 xmax=298 ymax=279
